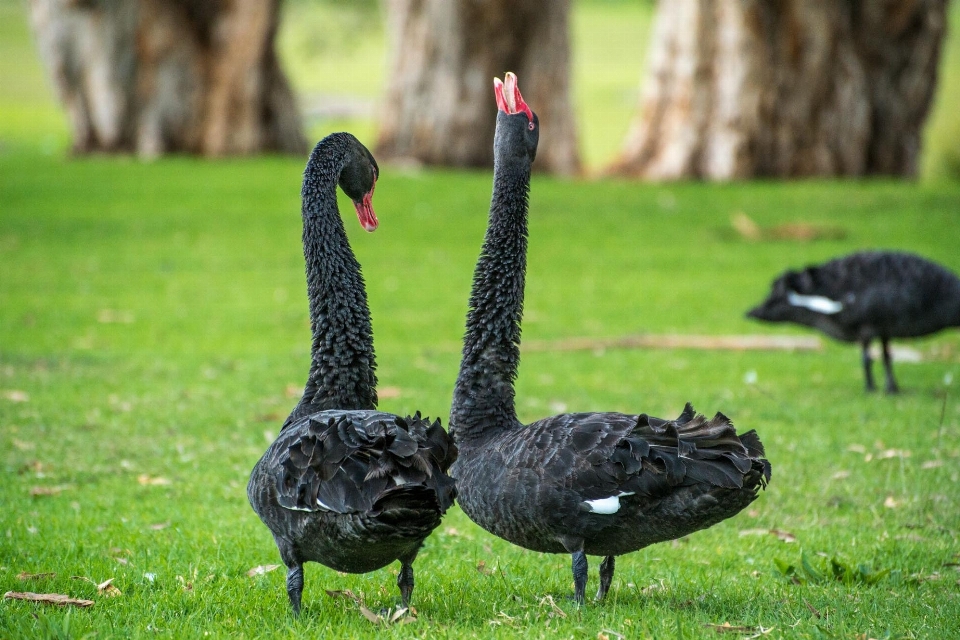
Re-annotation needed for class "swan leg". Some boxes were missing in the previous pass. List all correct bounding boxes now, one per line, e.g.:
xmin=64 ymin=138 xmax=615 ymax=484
xmin=861 ymin=339 xmax=876 ymax=392
xmin=881 ymin=338 xmax=900 ymax=394
xmin=276 ymin=538 xmax=304 ymax=616
xmin=397 ymin=561 xmax=415 ymax=608
xmin=571 ymin=550 xmax=588 ymax=606
xmin=595 ymin=556 xmax=615 ymax=601
xmin=285 ymin=563 xmax=304 ymax=616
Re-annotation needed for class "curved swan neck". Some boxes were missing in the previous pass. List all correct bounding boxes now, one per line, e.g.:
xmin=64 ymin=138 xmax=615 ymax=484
xmin=450 ymin=156 xmax=531 ymax=443
xmin=287 ymin=135 xmax=378 ymax=425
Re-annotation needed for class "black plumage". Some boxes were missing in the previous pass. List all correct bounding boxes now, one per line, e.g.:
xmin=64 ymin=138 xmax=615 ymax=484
xmin=450 ymin=73 xmax=770 ymax=605
xmin=247 ymin=133 xmax=456 ymax=615
xmin=747 ymin=251 xmax=960 ymax=393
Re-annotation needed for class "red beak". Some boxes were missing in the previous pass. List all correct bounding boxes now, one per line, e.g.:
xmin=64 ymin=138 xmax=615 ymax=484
xmin=353 ymin=181 xmax=378 ymax=232
xmin=494 ymin=72 xmax=534 ymax=123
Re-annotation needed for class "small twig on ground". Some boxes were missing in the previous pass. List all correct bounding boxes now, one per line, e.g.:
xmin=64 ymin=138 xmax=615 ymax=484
xmin=523 ymin=334 xmax=821 ymax=354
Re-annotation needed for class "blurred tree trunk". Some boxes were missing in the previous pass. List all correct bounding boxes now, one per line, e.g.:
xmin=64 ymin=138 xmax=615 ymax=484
xmin=607 ymin=0 xmax=947 ymax=180
xmin=28 ymin=0 xmax=306 ymax=157
xmin=376 ymin=0 xmax=580 ymax=175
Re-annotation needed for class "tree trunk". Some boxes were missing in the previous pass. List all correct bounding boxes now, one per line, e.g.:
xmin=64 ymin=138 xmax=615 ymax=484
xmin=607 ymin=0 xmax=947 ymax=180
xmin=376 ymin=0 xmax=580 ymax=175
xmin=28 ymin=0 xmax=306 ymax=157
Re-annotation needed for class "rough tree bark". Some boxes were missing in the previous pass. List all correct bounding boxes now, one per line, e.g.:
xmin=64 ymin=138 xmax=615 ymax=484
xmin=607 ymin=0 xmax=947 ymax=180
xmin=376 ymin=0 xmax=580 ymax=175
xmin=28 ymin=0 xmax=306 ymax=157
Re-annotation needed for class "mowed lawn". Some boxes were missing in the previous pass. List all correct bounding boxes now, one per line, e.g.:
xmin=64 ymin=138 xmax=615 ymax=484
xmin=2 ymin=0 xmax=960 ymax=638
xmin=1 ymin=151 xmax=959 ymax=638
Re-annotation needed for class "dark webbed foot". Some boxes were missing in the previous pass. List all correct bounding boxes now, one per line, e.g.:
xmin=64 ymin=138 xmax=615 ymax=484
xmin=286 ymin=564 xmax=304 ymax=616
xmin=571 ymin=550 xmax=588 ymax=606
xmin=595 ymin=556 xmax=615 ymax=601
xmin=397 ymin=561 xmax=415 ymax=608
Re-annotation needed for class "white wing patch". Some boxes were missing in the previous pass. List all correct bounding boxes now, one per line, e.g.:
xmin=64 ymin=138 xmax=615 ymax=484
xmin=316 ymin=498 xmax=334 ymax=511
xmin=787 ymin=291 xmax=843 ymax=314
xmin=582 ymin=491 xmax=635 ymax=515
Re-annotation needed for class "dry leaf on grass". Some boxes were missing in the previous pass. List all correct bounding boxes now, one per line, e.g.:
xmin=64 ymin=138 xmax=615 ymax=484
xmin=71 ymin=576 xmax=120 ymax=596
xmin=378 ymin=386 xmax=401 ymax=399
xmin=770 ymin=529 xmax=796 ymax=543
xmin=877 ymin=449 xmax=911 ymax=460
xmin=538 ymin=595 xmax=567 ymax=619
xmin=476 ymin=560 xmax=494 ymax=576
xmin=730 ymin=212 xmax=846 ymax=243
xmin=325 ymin=589 xmax=380 ymax=625
xmin=705 ymin=622 xmax=774 ymax=636
xmin=921 ymin=460 xmax=943 ymax=469
xmin=739 ymin=528 xmax=795 ymax=543
xmin=2 ymin=390 xmax=29 ymax=402
xmin=137 ymin=475 xmax=172 ymax=486
xmin=3 ymin=591 xmax=94 ymax=607
xmin=246 ymin=564 xmax=281 ymax=577
xmin=30 ymin=485 xmax=72 ymax=497
xmin=12 ymin=439 xmax=35 ymax=451
xmin=324 ymin=589 xmax=415 ymax=625
xmin=17 ymin=572 xmax=55 ymax=580
xmin=149 ymin=522 xmax=171 ymax=531
xmin=97 ymin=309 xmax=135 ymax=324
xmin=884 ymin=496 xmax=900 ymax=509
xmin=97 ymin=578 xmax=122 ymax=597
xmin=18 ymin=460 xmax=45 ymax=475
xmin=705 ymin=622 xmax=754 ymax=633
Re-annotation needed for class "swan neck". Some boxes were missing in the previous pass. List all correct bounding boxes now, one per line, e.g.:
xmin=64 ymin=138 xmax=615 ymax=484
xmin=450 ymin=159 xmax=531 ymax=443
xmin=288 ymin=137 xmax=377 ymax=423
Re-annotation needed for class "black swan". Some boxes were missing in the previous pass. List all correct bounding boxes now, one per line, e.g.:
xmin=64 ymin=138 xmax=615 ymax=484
xmin=247 ymin=133 xmax=457 ymax=615
xmin=747 ymin=251 xmax=960 ymax=393
xmin=449 ymin=73 xmax=771 ymax=605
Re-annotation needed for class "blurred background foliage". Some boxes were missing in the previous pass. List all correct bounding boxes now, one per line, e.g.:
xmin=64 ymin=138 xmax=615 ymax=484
xmin=1 ymin=0 xmax=958 ymax=178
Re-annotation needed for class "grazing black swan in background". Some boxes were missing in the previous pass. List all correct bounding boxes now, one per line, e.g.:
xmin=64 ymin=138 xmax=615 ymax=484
xmin=747 ymin=251 xmax=960 ymax=393
xmin=248 ymin=133 xmax=457 ymax=615
xmin=449 ymin=73 xmax=770 ymax=605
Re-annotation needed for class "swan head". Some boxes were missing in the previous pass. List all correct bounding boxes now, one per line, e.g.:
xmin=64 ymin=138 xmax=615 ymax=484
xmin=338 ymin=138 xmax=380 ymax=232
xmin=493 ymin=72 xmax=539 ymax=164
xmin=747 ymin=268 xmax=842 ymax=322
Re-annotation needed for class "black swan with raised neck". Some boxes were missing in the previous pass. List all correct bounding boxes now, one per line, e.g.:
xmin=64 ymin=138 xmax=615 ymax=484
xmin=247 ymin=133 xmax=457 ymax=615
xmin=449 ymin=73 xmax=770 ymax=605
xmin=747 ymin=251 xmax=960 ymax=393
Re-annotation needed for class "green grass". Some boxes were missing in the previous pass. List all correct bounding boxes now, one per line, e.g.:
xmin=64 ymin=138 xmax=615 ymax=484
xmin=2 ymin=1 xmax=960 ymax=638
xmin=2 ymin=153 xmax=960 ymax=638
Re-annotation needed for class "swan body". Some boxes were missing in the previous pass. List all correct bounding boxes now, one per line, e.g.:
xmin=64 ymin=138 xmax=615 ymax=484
xmin=748 ymin=251 xmax=960 ymax=392
xmin=450 ymin=74 xmax=769 ymax=604
xmin=247 ymin=133 xmax=456 ymax=615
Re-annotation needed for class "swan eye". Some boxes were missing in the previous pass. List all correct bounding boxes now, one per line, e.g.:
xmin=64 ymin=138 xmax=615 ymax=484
xmin=528 ymin=121 xmax=535 ymax=131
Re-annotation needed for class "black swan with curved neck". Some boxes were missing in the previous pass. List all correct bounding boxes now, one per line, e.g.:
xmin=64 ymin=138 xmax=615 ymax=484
xmin=747 ymin=251 xmax=960 ymax=393
xmin=247 ymin=133 xmax=457 ymax=615
xmin=450 ymin=73 xmax=770 ymax=605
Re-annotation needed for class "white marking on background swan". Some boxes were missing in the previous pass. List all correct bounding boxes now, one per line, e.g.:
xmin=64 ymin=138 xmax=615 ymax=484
xmin=787 ymin=291 xmax=843 ymax=314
